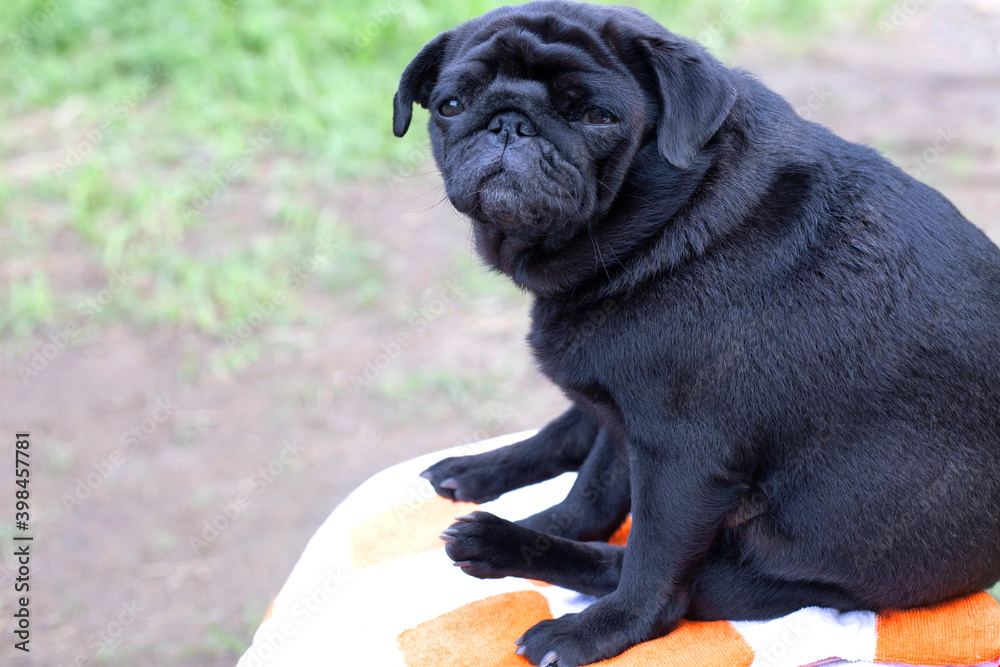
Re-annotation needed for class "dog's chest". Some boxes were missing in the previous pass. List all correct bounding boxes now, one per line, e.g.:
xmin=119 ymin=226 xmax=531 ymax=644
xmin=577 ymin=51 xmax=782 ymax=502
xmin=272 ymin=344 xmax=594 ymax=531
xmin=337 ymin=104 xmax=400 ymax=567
xmin=527 ymin=298 xmax=623 ymax=382
xmin=526 ymin=289 xmax=764 ymax=429
xmin=526 ymin=297 xmax=648 ymax=436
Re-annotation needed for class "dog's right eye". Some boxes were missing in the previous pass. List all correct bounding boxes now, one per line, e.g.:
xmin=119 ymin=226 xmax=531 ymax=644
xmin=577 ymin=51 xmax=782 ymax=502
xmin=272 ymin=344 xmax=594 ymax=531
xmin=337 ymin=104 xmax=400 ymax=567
xmin=439 ymin=99 xmax=465 ymax=117
xmin=580 ymin=106 xmax=618 ymax=125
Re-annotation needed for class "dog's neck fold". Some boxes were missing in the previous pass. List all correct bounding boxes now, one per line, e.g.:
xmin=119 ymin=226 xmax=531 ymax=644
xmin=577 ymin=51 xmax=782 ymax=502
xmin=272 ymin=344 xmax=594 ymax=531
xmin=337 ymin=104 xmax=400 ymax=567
xmin=472 ymin=138 xmax=725 ymax=301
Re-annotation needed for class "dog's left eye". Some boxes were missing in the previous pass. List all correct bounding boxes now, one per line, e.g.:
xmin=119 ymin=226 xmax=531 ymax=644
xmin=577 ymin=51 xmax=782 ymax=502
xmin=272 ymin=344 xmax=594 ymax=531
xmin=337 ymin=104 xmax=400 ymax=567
xmin=580 ymin=107 xmax=617 ymax=125
xmin=439 ymin=99 xmax=465 ymax=117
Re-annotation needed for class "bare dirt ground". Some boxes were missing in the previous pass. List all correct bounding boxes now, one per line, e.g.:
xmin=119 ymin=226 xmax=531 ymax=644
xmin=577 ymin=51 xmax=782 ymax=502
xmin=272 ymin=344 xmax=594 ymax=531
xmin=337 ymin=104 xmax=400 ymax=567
xmin=1 ymin=1 xmax=998 ymax=665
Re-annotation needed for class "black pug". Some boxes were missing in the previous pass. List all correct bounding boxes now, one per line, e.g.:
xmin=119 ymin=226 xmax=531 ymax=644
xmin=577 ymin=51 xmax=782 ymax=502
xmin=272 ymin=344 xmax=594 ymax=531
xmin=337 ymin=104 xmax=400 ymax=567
xmin=393 ymin=2 xmax=1000 ymax=665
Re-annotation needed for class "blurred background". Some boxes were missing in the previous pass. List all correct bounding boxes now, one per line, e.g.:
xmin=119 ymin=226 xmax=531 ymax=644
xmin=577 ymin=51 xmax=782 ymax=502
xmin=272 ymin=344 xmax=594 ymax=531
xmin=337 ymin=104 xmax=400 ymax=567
xmin=0 ymin=0 xmax=997 ymax=664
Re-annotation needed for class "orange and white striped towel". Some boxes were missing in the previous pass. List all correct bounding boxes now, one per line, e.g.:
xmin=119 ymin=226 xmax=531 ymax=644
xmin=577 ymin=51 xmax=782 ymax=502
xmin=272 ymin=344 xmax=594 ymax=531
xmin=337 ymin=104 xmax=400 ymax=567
xmin=239 ymin=431 xmax=1000 ymax=667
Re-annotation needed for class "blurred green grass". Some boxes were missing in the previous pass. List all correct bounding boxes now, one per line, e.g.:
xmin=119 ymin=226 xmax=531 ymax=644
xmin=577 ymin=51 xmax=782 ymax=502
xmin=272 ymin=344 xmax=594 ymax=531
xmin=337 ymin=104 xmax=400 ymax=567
xmin=0 ymin=0 xmax=890 ymax=343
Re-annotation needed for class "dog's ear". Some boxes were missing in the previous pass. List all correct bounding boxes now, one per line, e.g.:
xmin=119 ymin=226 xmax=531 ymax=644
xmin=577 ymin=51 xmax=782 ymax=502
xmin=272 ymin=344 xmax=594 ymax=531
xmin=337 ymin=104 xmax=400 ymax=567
xmin=637 ymin=37 xmax=736 ymax=169
xmin=393 ymin=32 xmax=452 ymax=138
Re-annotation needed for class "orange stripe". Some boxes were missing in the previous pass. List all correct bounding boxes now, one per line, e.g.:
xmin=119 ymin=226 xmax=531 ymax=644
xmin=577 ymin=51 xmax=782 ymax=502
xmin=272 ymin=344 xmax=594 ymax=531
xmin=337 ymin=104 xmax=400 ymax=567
xmin=260 ymin=598 xmax=275 ymax=624
xmin=608 ymin=516 xmax=632 ymax=546
xmin=260 ymin=570 xmax=295 ymax=625
xmin=349 ymin=496 xmax=478 ymax=569
xmin=875 ymin=591 xmax=1000 ymax=664
xmin=593 ymin=620 xmax=754 ymax=667
xmin=397 ymin=591 xmax=551 ymax=667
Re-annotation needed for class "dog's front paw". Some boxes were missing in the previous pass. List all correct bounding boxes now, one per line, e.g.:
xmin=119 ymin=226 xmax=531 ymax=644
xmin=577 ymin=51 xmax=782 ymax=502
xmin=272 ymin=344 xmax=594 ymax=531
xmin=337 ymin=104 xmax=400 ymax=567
xmin=515 ymin=613 xmax=613 ymax=667
xmin=439 ymin=511 xmax=536 ymax=579
xmin=420 ymin=455 xmax=511 ymax=503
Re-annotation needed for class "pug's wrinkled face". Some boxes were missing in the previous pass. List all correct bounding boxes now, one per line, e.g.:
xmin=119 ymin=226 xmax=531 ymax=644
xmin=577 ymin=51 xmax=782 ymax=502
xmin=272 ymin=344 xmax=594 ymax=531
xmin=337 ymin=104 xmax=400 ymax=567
xmin=394 ymin=2 xmax=737 ymax=281
xmin=425 ymin=42 xmax=643 ymax=245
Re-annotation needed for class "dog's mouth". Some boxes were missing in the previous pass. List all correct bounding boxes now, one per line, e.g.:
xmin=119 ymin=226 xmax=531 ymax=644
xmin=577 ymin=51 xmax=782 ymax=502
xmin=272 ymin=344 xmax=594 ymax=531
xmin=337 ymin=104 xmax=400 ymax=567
xmin=453 ymin=160 xmax=593 ymax=243
xmin=474 ymin=169 xmax=542 ymax=232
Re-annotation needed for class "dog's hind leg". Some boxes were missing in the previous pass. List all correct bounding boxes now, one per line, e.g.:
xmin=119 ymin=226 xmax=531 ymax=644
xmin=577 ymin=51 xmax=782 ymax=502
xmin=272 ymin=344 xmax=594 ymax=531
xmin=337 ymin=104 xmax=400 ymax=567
xmin=421 ymin=405 xmax=600 ymax=503
xmin=515 ymin=427 xmax=631 ymax=541
xmin=441 ymin=511 xmax=625 ymax=597
xmin=442 ymin=515 xmax=865 ymax=617
xmin=686 ymin=541 xmax=867 ymax=621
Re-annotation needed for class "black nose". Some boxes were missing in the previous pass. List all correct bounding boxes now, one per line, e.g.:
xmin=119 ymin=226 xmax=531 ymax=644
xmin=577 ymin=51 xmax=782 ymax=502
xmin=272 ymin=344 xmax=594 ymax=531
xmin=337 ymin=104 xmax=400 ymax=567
xmin=487 ymin=111 xmax=538 ymax=139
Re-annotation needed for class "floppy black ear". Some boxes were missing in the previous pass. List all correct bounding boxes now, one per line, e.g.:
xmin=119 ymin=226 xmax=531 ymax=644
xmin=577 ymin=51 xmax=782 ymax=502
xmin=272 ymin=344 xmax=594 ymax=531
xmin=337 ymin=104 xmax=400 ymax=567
xmin=637 ymin=37 xmax=736 ymax=169
xmin=393 ymin=31 xmax=452 ymax=137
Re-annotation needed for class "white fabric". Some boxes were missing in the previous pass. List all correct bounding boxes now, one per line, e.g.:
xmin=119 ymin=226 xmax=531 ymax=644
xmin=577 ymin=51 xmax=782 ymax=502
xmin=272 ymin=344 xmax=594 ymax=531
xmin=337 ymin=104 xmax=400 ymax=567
xmin=239 ymin=430 xmax=999 ymax=667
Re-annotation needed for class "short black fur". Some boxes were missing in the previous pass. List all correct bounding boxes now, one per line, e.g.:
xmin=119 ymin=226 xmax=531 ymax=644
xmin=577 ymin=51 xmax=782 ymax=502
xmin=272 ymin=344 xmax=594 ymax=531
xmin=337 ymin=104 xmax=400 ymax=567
xmin=395 ymin=2 xmax=1000 ymax=665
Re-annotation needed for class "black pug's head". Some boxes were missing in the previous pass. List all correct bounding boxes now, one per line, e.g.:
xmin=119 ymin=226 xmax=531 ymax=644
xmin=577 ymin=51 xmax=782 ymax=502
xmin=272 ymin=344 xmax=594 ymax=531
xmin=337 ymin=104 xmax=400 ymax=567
xmin=393 ymin=1 xmax=736 ymax=289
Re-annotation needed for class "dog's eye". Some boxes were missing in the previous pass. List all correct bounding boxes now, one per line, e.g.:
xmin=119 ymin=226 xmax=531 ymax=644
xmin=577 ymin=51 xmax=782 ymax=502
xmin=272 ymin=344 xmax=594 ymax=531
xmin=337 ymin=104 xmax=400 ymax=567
xmin=439 ymin=99 xmax=465 ymax=117
xmin=580 ymin=107 xmax=617 ymax=125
